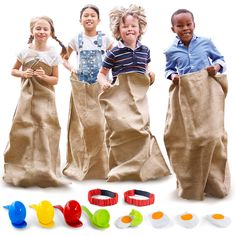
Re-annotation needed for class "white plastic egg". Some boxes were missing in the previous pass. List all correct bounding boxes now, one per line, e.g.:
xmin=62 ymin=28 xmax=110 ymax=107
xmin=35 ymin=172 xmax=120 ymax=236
xmin=149 ymin=211 xmax=170 ymax=228
xmin=115 ymin=215 xmax=133 ymax=228
xmin=176 ymin=212 xmax=199 ymax=228
xmin=205 ymin=214 xmax=231 ymax=227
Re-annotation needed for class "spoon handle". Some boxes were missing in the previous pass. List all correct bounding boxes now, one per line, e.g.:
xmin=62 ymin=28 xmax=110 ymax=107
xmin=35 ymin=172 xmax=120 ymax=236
xmin=82 ymin=206 xmax=93 ymax=222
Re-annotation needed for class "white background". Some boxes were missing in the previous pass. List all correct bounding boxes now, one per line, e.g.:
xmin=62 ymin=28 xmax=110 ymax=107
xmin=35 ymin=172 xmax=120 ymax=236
xmin=0 ymin=0 xmax=235 ymax=235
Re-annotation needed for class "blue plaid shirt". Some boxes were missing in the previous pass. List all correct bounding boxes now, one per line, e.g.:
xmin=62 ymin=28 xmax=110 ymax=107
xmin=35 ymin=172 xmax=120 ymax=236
xmin=164 ymin=35 xmax=226 ymax=79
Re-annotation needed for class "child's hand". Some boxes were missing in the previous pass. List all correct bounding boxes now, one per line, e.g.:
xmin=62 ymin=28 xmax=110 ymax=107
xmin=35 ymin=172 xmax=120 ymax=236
xmin=207 ymin=66 xmax=217 ymax=77
xmin=171 ymin=74 xmax=180 ymax=85
xmin=22 ymin=68 xmax=34 ymax=78
xmin=100 ymin=80 xmax=112 ymax=91
xmin=207 ymin=64 xmax=222 ymax=77
xmin=98 ymin=77 xmax=112 ymax=91
xmin=33 ymin=67 xmax=45 ymax=79
xmin=148 ymin=71 xmax=155 ymax=85
xmin=70 ymin=67 xmax=77 ymax=74
xmin=97 ymin=68 xmax=111 ymax=91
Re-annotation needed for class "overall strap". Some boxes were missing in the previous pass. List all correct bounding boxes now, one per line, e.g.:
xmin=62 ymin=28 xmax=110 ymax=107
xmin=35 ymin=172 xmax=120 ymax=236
xmin=78 ymin=31 xmax=103 ymax=50
xmin=97 ymin=31 xmax=103 ymax=48
xmin=78 ymin=32 xmax=83 ymax=49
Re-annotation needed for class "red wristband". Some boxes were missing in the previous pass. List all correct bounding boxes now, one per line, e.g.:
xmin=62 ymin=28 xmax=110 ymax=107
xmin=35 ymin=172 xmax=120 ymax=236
xmin=88 ymin=189 xmax=118 ymax=206
xmin=124 ymin=189 xmax=155 ymax=206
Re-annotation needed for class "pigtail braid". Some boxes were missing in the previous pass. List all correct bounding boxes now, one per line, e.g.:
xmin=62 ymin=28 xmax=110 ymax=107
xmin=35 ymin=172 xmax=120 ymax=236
xmin=28 ymin=35 xmax=34 ymax=44
xmin=52 ymin=35 xmax=67 ymax=58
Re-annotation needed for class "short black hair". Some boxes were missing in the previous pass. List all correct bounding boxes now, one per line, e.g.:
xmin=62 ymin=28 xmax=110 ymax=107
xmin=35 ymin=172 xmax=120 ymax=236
xmin=171 ymin=9 xmax=194 ymax=26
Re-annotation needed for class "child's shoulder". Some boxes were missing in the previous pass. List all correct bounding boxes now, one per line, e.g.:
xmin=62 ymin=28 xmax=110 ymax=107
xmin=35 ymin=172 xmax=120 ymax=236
xmin=196 ymin=35 xmax=211 ymax=41
xmin=109 ymin=44 xmax=119 ymax=52
xmin=137 ymin=41 xmax=150 ymax=51
xmin=18 ymin=45 xmax=31 ymax=53
xmin=140 ymin=44 xmax=150 ymax=50
xmin=194 ymin=36 xmax=216 ymax=47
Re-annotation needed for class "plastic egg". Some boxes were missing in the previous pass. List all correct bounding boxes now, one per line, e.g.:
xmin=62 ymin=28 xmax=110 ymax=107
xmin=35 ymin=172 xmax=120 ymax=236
xmin=205 ymin=214 xmax=231 ymax=227
xmin=115 ymin=215 xmax=133 ymax=228
xmin=115 ymin=209 xmax=143 ymax=229
xmin=149 ymin=211 xmax=170 ymax=228
xmin=176 ymin=212 xmax=199 ymax=228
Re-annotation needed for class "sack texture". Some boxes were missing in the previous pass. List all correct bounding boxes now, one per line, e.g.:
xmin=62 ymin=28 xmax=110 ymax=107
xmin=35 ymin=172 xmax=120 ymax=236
xmin=164 ymin=69 xmax=230 ymax=200
xmin=4 ymin=60 xmax=67 ymax=187
xmin=62 ymin=74 xmax=108 ymax=180
xmin=99 ymin=73 xmax=171 ymax=181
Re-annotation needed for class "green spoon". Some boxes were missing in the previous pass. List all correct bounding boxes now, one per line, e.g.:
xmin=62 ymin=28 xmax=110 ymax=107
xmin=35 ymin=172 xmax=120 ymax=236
xmin=82 ymin=206 xmax=110 ymax=229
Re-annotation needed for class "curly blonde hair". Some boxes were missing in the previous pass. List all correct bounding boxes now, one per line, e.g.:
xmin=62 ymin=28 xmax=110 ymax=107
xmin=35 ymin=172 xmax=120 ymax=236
xmin=109 ymin=4 xmax=147 ymax=41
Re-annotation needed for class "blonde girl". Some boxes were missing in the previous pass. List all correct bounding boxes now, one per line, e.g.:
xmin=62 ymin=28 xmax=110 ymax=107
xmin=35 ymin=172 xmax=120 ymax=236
xmin=3 ymin=16 xmax=68 ymax=187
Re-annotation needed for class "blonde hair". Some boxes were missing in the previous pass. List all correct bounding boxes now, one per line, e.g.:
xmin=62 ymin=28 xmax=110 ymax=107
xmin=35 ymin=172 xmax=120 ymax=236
xmin=109 ymin=4 xmax=147 ymax=41
xmin=27 ymin=16 xmax=67 ymax=57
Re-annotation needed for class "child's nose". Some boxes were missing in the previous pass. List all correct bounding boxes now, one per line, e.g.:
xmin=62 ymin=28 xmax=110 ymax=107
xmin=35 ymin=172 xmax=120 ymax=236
xmin=128 ymin=26 xmax=133 ymax=31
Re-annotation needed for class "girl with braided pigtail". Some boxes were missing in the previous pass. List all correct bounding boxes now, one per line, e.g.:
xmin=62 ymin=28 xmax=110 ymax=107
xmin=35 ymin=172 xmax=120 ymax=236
xmin=3 ymin=16 xmax=69 ymax=187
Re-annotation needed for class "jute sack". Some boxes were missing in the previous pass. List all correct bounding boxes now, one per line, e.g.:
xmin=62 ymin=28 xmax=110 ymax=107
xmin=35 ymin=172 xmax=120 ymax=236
xmin=62 ymin=73 xmax=108 ymax=180
xmin=99 ymin=73 xmax=171 ymax=181
xmin=164 ymin=69 xmax=230 ymax=200
xmin=3 ymin=60 xmax=68 ymax=187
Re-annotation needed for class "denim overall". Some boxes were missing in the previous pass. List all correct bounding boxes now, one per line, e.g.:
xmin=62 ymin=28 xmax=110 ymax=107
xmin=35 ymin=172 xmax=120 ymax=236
xmin=77 ymin=31 xmax=103 ymax=84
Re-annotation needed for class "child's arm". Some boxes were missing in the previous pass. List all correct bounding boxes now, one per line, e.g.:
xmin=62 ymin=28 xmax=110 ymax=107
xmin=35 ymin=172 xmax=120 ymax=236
xmin=97 ymin=67 xmax=112 ymax=91
xmin=62 ymin=46 xmax=77 ymax=73
xmin=146 ymin=65 xmax=155 ymax=85
xmin=11 ymin=59 xmax=34 ymax=79
xmin=12 ymin=59 xmax=58 ymax=85
xmin=208 ymin=39 xmax=226 ymax=74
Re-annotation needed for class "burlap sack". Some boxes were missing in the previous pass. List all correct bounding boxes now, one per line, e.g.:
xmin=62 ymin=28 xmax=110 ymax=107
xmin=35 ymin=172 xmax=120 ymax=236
xmin=164 ymin=69 xmax=230 ymax=200
xmin=3 ymin=60 xmax=68 ymax=187
xmin=62 ymin=73 xmax=108 ymax=180
xmin=99 ymin=73 xmax=171 ymax=181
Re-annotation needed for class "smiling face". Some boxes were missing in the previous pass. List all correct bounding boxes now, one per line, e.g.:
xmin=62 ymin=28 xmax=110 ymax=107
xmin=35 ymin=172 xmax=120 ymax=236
xmin=80 ymin=7 xmax=100 ymax=34
xmin=119 ymin=14 xmax=140 ymax=49
xmin=32 ymin=19 xmax=51 ymax=44
xmin=171 ymin=12 xmax=195 ymax=47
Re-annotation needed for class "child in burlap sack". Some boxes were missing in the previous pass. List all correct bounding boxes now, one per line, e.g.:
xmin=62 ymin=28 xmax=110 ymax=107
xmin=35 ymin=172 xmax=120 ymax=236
xmin=3 ymin=16 xmax=69 ymax=187
xmin=164 ymin=9 xmax=230 ymax=200
xmin=62 ymin=4 xmax=113 ymax=180
xmin=97 ymin=4 xmax=171 ymax=181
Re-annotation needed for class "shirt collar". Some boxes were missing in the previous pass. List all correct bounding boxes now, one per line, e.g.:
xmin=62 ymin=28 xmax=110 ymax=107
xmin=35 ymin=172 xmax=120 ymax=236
xmin=117 ymin=40 xmax=142 ymax=49
xmin=174 ymin=35 xmax=197 ymax=46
